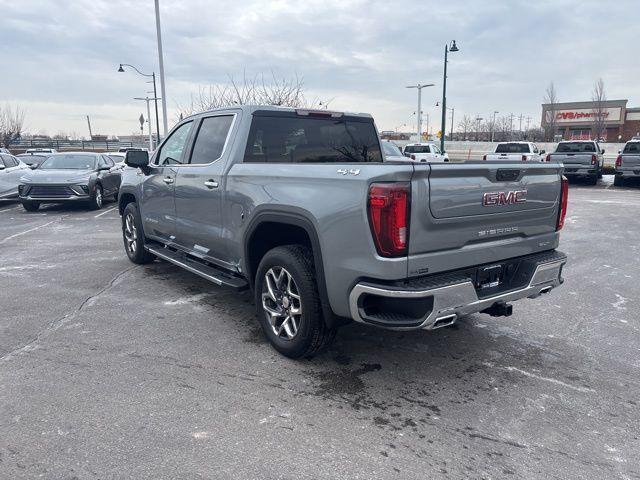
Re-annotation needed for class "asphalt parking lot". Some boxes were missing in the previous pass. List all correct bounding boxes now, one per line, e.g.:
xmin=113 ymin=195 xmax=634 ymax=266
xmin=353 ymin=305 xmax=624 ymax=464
xmin=1 ymin=177 xmax=639 ymax=479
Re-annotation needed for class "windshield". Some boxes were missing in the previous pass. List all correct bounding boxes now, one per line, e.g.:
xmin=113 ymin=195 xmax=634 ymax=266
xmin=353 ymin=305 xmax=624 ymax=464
xmin=40 ymin=154 xmax=97 ymax=170
xmin=622 ymin=142 xmax=640 ymax=154
xmin=495 ymin=143 xmax=531 ymax=153
xmin=18 ymin=155 xmax=48 ymax=165
xmin=404 ymin=145 xmax=431 ymax=154
xmin=382 ymin=142 xmax=402 ymax=157
xmin=556 ymin=142 xmax=596 ymax=153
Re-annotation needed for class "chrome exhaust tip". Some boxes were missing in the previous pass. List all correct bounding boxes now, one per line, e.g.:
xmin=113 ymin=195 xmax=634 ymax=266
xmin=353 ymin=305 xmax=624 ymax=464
xmin=432 ymin=313 xmax=458 ymax=329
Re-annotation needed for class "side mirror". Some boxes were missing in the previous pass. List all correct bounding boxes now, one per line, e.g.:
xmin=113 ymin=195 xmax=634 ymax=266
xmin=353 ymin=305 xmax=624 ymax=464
xmin=125 ymin=150 xmax=149 ymax=169
xmin=618 ymin=150 xmax=622 ymax=154
xmin=0 ymin=164 xmax=5 ymax=170
xmin=601 ymin=149 xmax=605 ymax=154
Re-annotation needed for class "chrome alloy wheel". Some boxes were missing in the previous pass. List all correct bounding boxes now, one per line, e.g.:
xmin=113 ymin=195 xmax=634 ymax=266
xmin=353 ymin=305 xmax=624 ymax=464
xmin=124 ymin=213 xmax=138 ymax=255
xmin=261 ymin=267 xmax=302 ymax=340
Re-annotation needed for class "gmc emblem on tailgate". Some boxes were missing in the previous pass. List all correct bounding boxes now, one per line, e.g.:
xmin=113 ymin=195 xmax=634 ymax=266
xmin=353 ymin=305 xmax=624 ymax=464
xmin=483 ymin=190 xmax=527 ymax=206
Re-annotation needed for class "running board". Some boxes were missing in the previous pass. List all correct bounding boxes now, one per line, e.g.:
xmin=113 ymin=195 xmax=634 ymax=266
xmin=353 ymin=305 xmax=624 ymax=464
xmin=146 ymin=246 xmax=248 ymax=291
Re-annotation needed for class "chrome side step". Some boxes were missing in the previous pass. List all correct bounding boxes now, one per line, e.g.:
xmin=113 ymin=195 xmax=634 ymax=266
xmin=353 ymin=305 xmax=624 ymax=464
xmin=146 ymin=246 xmax=248 ymax=291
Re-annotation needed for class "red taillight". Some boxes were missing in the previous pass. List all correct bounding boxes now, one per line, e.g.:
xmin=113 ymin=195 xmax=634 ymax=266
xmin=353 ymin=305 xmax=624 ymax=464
xmin=546 ymin=154 xmax=551 ymax=162
xmin=557 ymin=176 xmax=569 ymax=231
xmin=410 ymin=154 xmax=416 ymax=160
xmin=522 ymin=155 xmax=527 ymax=161
xmin=368 ymin=183 xmax=410 ymax=257
xmin=616 ymin=155 xmax=622 ymax=168
xmin=482 ymin=154 xmax=487 ymax=161
xmin=591 ymin=154 xmax=597 ymax=165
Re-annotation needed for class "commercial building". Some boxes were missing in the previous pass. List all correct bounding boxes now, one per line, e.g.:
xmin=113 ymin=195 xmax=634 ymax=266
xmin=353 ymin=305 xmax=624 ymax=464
xmin=541 ymin=99 xmax=640 ymax=141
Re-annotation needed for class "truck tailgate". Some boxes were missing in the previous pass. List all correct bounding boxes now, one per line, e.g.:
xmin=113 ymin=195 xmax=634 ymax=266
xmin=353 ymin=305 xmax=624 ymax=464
xmin=407 ymin=162 xmax=562 ymax=277
xmin=621 ymin=154 xmax=640 ymax=168
xmin=551 ymin=153 xmax=593 ymax=166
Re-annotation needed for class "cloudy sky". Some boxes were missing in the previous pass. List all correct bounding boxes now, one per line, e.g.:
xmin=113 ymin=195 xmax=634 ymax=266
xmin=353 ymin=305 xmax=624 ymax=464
xmin=2 ymin=0 xmax=639 ymax=137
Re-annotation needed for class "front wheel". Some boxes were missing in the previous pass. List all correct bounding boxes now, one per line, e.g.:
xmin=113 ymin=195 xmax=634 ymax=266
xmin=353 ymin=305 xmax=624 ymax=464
xmin=89 ymin=184 xmax=103 ymax=210
xmin=22 ymin=201 xmax=40 ymax=212
xmin=122 ymin=203 xmax=155 ymax=264
xmin=254 ymin=245 xmax=336 ymax=359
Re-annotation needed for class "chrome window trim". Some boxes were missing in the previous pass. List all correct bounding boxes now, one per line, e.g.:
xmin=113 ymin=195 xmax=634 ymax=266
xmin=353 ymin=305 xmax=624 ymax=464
xmin=172 ymin=113 xmax=237 ymax=168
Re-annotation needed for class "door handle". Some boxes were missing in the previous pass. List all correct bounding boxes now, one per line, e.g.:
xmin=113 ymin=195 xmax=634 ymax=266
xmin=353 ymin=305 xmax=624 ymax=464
xmin=204 ymin=180 xmax=218 ymax=189
xmin=163 ymin=177 xmax=174 ymax=185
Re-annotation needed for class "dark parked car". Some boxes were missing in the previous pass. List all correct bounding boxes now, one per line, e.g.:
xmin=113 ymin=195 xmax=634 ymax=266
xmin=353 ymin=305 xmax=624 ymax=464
xmin=0 ymin=154 xmax=31 ymax=199
xmin=17 ymin=153 xmax=50 ymax=169
xmin=18 ymin=152 xmax=121 ymax=211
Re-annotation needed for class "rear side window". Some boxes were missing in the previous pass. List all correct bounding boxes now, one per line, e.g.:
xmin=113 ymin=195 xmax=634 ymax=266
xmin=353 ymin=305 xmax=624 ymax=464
xmin=623 ymin=142 xmax=640 ymax=154
xmin=404 ymin=145 xmax=431 ymax=154
xmin=556 ymin=142 xmax=596 ymax=153
xmin=381 ymin=142 xmax=402 ymax=157
xmin=495 ymin=143 xmax=531 ymax=153
xmin=190 ymin=115 xmax=234 ymax=165
xmin=244 ymin=115 xmax=382 ymax=163
xmin=4 ymin=155 xmax=18 ymax=167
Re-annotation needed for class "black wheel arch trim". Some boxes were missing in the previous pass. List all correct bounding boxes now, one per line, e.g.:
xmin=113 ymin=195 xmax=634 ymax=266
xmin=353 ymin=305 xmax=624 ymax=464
xmin=244 ymin=208 xmax=349 ymax=329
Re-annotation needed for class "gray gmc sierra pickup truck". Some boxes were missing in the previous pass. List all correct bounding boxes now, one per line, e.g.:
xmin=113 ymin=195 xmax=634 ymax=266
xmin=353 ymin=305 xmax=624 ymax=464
xmin=546 ymin=140 xmax=604 ymax=185
xmin=118 ymin=105 xmax=568 ymax=358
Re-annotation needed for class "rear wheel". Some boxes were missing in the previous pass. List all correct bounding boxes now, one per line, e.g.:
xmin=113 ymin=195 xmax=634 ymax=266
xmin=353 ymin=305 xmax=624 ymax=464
xmin=588 ymin=175 xmax=598 ymax=185
xmin=255 ymin=245 xmax=336 ymax=359
xmin=613 ymin=176 xmax=625 ymax=187
xmin=122 ymin=203 xmax=155 ymax=264
xmin=89 ymin=184 xmax=103 ymax=210
xmin=22 ymin=201 xmax=40 ymax=212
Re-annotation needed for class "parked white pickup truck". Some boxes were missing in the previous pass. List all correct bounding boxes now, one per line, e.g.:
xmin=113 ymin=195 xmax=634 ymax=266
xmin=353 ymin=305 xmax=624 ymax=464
xmin=483 ymin=142 xmax=545 ymax=162
xmin=402 ymin=143 xmax=449 ymax=162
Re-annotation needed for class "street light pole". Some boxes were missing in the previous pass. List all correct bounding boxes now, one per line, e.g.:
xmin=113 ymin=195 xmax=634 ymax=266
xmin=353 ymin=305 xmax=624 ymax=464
xmin=134 ymin=97 xmax=159 ymax=151
xmin=491 ymin=110 xmax=499 ymax=142
xmin=406 ymin=83 xmax=434 ymax=142
xmin=440 ymin=40 xmax=459 ymax=152
xmin=154 ymin=0 xmax=168 ymax=136
xmin=118 ymin=63 xmax=161 ymax=148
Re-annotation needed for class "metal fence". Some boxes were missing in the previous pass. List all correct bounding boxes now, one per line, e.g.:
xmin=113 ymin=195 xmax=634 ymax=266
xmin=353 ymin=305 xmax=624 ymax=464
xmin=8 ymin=139 xmax=148 ymax=153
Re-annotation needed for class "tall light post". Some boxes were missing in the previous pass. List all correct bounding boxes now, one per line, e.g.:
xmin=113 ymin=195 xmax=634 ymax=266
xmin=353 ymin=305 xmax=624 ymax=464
xmin=440 ymin=40 xmax=459 ymax=152
xmin=406 ymin=83 xmax=434 ymax=142
xmin=475 ymin=116 xmax=483 ymax=141
xmin=154 ymin=0 xmax=168 ymax=136
xmin=491 ymin=110 xmax=499 ymax=142
xmin=118 ymin=64 xmax=161 ymax=148
xmin=134 ymin=96 xmax=161 ymax=151
xmin=436 ymin=102 xmax=454 ymax=141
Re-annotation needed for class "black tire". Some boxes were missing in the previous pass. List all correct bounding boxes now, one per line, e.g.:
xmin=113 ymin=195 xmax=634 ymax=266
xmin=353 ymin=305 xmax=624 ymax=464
xmin=122 ymin=202 xmax=155 ymax=264
xmin=588 ymin=175 xmax=598 ymax=185
xmin=254 ymin=245 xmax=336 ymax=359
xmin=22 ymin=201 xmax=40 ymax=212
xmin=89 ymin=184 xmax=103 ymax=210
xmin=613 ymin=176 xmax=625 ymax=187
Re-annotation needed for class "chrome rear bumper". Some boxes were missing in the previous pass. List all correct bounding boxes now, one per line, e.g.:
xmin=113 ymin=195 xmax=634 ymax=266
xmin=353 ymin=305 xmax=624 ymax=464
xmin=348 ymin=252 xmax=566 ymax=331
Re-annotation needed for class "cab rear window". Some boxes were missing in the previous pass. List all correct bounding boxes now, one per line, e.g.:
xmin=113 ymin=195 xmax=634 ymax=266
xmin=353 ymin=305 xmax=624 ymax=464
xmin=243 ymin=115 xmax=382 ymax=163
xmin=495 ymin=143 xmax=531 ymax=153
xmin=623 ymin=142 xmax=640 ymax=154
xmin=556 ymin=142 xmax=596 ymax=153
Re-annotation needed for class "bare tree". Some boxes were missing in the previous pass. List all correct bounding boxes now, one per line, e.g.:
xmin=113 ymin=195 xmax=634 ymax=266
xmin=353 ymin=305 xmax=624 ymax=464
xmin=457 ymin=114 xmax=474 ymax=140
xmin=0 ymin=104 xmax=25 ymax=148
xmin=176 ymin=72 xmax=329 ymax=120
xmin=591 ymin=78 xmax=607 ymax=141
xmin=543 ymin=82 xmax=558 ymax=142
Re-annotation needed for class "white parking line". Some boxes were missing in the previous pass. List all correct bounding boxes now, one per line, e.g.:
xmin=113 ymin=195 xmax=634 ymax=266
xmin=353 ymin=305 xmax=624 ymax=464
xmin=94 ymin=207 xmax=118 ymax=218
xmin=0 ymin=220 xmax=58 ymax=245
